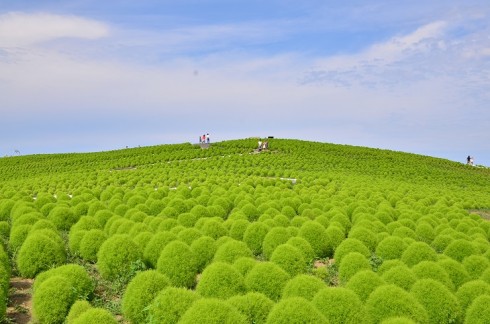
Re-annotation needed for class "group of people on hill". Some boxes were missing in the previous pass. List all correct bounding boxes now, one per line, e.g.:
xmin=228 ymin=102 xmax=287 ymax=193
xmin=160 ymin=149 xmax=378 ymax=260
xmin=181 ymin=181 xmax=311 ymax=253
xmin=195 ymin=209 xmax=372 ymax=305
xmin=257 ymin=139 xmax=269 ymax=151
xmin=467 ymin=155 xmax=474 ymax=166
xmin=199 ymin=133 xmax=210 ymax=144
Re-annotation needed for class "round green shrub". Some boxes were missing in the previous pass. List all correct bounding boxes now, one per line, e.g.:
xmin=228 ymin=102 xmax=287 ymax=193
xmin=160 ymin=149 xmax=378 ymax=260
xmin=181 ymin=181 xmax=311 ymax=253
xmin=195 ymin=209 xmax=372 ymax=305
xmin=148 ymin=287 xmax=200 ymax=324
xmin=436 ymin=258 xmax=471 ymax=291
xmin=312 ymin=287 xmax=366 ymax=323
xmin=48 ymin=206 xmax=80 ymax=231
xmin=177 ymin=228 xmax=203 ymax=245
xmin=262 ymin=227 xmax=292 ymax=259
xmin=463 ymin=255 xmax=490 ymax=279
xmin=298 ymin=221 xmax=329 ymax=258
xmin=282 ymin=274 xmax=326 ymax=300
xmin=143 ymin=231 xmax=178 ymax=268
xmin=410 ymin=279 xmax=462 ymax=324
xmin=444 ymin=239 xmax=479 ymax=262
xmin=9 ymin=224 xmax=32 ymax=252
xmin=348 ymin=227 xmax=377 ymax=251
xmin=325 ymin=225 xmax=345 ymax=252
xmin=71 ymin=308 xmax=118 ymax=324
xmin=286 ymin=236 xmax=315 ymax=263
xmin=227 ymin=292 xmax=274 ymax=324
xmin=0 ymin=221 xmax=9 ymax=241
xmin=200 ymin=219 xmax=228 ymax=239
xmin=233 ymin=257 xmax=257 ymax=276
xmin=16 ymin=232 xmax=66 ymax=278
xmin=33 ymin=276 xmax=76 ymax=324
xmin=228 ymin=219 xmax=250 ymax=240
xmin=270 ymin=244 xmax=306 ymax=276
xmin=455 ymin=280 xmax=490 ymax=312
xmin=133 ymin=231 xmax=153 ymax=252
xmin=365 ymin=284 xmax=429 ymax=324
xmin=338 ymin=252 xmax=371 ymax=283
xmin=380 ymin=317 xmax=416 ymax=324
xmin=190 ymin=236 xmax=216 ymax=272
xmin=245 ymin=262 xmax=290 ymax=301
xmin=266 ymin=297 xmax=327 ymax=324
xmin=34 ymin=264 xmax=93 ymax=300
xmin=122 ymin=270 xmax=171 ymax=324
xmin=157 ymin=240 xmax=199 ymax=288
xmin=412 ymin=261 xmax=454 ymax=290
xmin=214 ymin=240 xmax=253 ymax=264
xmin=431 ymin=235 xmax=455 ymax=253
xmin=97 ymin=234 xmax=143 ymax=281
xmin=333 ymin=238 xmax=370 ymax=264
xmin=179 ymin=298 xmax=247 ymax=324
xmin=400 ymin=241 xmax=437 ymax=267
xmin=377 ymin=259 xmax=406 ymax=275
xmin=345 ymin=270 xmax=385 ymax=302
xmin=31 ymin=219 xmax=57 ymax=232
xmin=79 ymin=229 xmax=107 ymax=262
xmin=243 ymin=222 xmax=270 ymax=255
xmin=66 ymin=300 xmax=91 ymax=324
xmin=196 ymin=262 xmax=245 ymax=299
xmin=464 ymin=295 xmax=490 ymax=324
xmin=381 ymin=265 xmax=416 ymax=291
xmin=374 ymin=235 xmax=408 ymax=259
xmin=69 ymin=230 xmax=87 ymax=255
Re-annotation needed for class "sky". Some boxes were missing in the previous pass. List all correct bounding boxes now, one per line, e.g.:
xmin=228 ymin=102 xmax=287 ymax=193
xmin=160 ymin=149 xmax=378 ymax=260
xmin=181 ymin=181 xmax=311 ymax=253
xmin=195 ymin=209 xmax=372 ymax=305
xmin=1 ymin=1 xmax=489 ymax=166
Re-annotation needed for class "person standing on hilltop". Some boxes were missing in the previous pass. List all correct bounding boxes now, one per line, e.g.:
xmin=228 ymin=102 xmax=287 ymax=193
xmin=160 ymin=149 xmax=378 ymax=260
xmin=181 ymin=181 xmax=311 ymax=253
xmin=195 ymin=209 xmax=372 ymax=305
xmin=258 ymin=139 xmax=262 ymax=152
xmin=206 ymin=133 xmax=210 ymax=143
xmin=467 ymin=155 xmax=471 ymax=165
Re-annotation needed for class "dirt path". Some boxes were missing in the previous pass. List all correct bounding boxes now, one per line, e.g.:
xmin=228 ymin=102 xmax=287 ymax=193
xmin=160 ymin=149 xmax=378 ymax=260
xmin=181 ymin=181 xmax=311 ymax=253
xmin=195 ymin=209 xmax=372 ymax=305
xmin=6 ymin=277 xmax=33 ymax=324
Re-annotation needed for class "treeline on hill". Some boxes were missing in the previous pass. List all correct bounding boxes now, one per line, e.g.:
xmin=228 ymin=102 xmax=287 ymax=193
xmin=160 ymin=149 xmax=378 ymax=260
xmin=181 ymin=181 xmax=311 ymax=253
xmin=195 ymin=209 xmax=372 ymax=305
xmin=0 ymin=138 xmax=489 ymax=323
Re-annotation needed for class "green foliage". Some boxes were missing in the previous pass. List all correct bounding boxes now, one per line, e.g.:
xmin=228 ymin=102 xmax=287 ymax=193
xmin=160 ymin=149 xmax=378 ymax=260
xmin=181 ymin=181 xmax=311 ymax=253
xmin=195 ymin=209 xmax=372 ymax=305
xmin=348 ymin=226 xmax=377 ymax=251
xmin=16 ymin=231 xmax=66 ymax=278
xmin=312 ymin=287 xmax=366 ymax=323
xmin=48 ymin=206 xmax=80 ymax=231
xmin=79 ymin=229 xmax=107 ymax=262
xmin=122 ymin=270 xmax=170 ymax=324
xmin=71 ymin=308 xmax=118 ymax=324
xmin=400 ymin=241 xmax=437 ymax=267
xmin=282 ymin=274 xmax=326 ymax=300
xmin=157 ymin=240 xmax=199 ymax=288
xmin=97 ymin=234 xmax=144 ymax=281
xmin=190 ymin=235 xmax=216 ymax=272
xmin=243 ymin=222 xmax=269 ymax=255
xmin=213 ymin=239 xmax=253 ymax=264
xmin=245 ymin=262 xmax=290 ymax=301
xmin=233 ymin=257 xmax=257 ymax=276
xmin=412 ymin=261 xmax=454 ymax=290
xmin=345 ymin=270 xmax=385 ymax=302
xmin=196 ymin=262 xmax=245 ymax=299
xmin=464 ymin=295 xmax=490 ymax=324
xmin=67 ymin=300 xmax=92 ymax=324
xmin=338 ymin=252 xmax=371 ymax=283
xmin=444 ymin=239 xmax=479 ymax=262
xmin=262 ymin=227 xmax=292 ymax=259
xmin=462 ymin=255 xmax=490 ymax=279
xmin=298 ymin=221 xmax=329 ymax=258
xmin=376 ymin=236 xmax=407 ymax=260
xmin=455 ymin=280 xmax=490 ymax=312
xmin=286 ymin=236 xmax=315 ymax=262
xmin=381 ymin=265 xmax=416 ymax=291
xmin=333 ymin=238 xmax=370 ymax=264
xmin=179 ymin=298 xmax=247 ymax=324
xmin=270 ymin=244 xmax=306 ymax=276
xmin=143 ymin=231 xmax=177 ymax=268
xmin=410 ymin=279 xmax=462 ymax=324
xmin=34 ymin=264 xmax=94 ymax=300
xmin=365 ymin=284 xmax=429 ymax=324
xmin=266 ymin=297 xmax=328 ymax=324
xmin=227 ymin=292 xmax=274 ymax=324
xmin=148 ymin=287 xmax=200 ymax=324
xmin=33 ymin=276 xmax=76 ymax=324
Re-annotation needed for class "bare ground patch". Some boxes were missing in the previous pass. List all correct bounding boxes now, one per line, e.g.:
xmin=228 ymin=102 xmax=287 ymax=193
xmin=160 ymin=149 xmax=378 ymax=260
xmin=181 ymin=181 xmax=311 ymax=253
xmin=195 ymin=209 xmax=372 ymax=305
xmin=468 ymin=209 xmax=490 ymax=221
xmin=6 ymin=277 xmax=34 ymax=324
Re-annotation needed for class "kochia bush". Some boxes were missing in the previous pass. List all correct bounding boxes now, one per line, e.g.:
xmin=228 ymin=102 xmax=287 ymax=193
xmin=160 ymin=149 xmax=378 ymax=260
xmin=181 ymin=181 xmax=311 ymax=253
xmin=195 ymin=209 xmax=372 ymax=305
xmin=298 ymin=221 xmax=329 ymax=258
xmin=243 ymin=222 xmax=270 ymax=255
xmin=143 ymin=231 xmax=178 ymax=268
xmin=34 ymin=264 xmax=93 ymax=300
xmin=245 ymin=262 xmax=290 ymax=301
xmin=122 ymin=270 xmax=171 ymax=324
xmin=455 ymin=279 xmax=490 ymax=312
xmin=381 ymin=265 xmax=416 ymax=291
xmin=375 ymin=236 xmax=407 ymax=261
xmin=400 ymin=241 xmax=437 ymax=267
xmin=157 ymin=240 xmax=199 ymax=288
xmin=270 ymin=244 xmax=306 ymax=276
xmin=338 ymin=252 xmax=371 ymax=283
xmin=97 ymin=234 xmax=143 ymax=281
xmin=79 ymin=229 xmax=107 ymax=262
xmin=265 ymin=297 xmax=327 ymax=324
xmin=227 ymin=292 xmax=274 ymax=324
xmin=345 ymin=270 xmax=385 ymax=302
xmin=213 ymin=240 xmax=253 ymax=264
xmin=179 ymin=298 xmax=247 ymax=324
xmin=71 ymin=308 xmax=118 ymax=324
xmin=312 ymin=287 xmax=366 ymax=323
xmin=282 ymin=274 xmax=326 ymax=300
xmin=33 ymin=276 xmax=76 ymax=324
xmin=196 ymin=262 xmax=245 ymax=299
xmin=333 ymin=238 xmax=370 ymax=264
xmin=262 ymin=227 xmax=292 ymax=259
xmin=148 ymin=287 xmax=200 ymax=324
xmin=464 ymin=295 xmax=490 ymax=324
xmin=443 ymin=239 xmax=478 ymax=262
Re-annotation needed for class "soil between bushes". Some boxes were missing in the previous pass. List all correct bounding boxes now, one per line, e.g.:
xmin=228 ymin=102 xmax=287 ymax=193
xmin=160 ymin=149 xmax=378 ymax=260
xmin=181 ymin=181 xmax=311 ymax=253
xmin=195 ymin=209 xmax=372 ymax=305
xmin=6 ymin=277 xmax=33 ymax=324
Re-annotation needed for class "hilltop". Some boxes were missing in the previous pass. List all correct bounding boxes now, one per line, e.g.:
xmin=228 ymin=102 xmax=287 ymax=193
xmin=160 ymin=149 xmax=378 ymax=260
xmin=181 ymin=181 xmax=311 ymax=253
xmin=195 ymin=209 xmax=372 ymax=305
xmin=0 ymin=138 xmax=489 ymax=323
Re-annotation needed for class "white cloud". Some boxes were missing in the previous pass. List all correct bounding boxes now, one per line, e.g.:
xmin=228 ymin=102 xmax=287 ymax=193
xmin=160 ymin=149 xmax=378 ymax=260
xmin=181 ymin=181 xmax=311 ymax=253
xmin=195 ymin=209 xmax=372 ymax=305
xmin=0 ymin=12 xmax=109 ymax=47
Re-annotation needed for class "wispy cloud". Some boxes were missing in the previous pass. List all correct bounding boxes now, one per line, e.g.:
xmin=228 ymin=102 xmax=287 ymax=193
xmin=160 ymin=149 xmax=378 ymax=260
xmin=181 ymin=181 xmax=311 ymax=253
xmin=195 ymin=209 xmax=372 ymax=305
xmin=0 ymin=12 xmax=109 ymax=47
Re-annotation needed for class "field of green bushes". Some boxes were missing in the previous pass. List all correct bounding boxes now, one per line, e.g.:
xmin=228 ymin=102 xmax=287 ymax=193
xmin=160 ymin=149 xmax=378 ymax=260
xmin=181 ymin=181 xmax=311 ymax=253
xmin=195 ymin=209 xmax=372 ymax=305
xmin=0 ymin=138 xmax=489 ymax=323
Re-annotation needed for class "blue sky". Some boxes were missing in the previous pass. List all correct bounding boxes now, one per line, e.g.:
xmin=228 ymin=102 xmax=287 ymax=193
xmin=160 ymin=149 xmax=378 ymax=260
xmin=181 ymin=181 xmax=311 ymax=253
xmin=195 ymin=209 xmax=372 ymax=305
xmin=1 ymin=1 xmax=489 ymax=166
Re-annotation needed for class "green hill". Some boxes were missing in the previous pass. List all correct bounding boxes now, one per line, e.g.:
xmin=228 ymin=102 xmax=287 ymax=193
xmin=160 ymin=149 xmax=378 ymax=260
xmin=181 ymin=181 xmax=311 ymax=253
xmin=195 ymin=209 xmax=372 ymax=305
xmin=1 ymin=138 xmax=489 ymax=323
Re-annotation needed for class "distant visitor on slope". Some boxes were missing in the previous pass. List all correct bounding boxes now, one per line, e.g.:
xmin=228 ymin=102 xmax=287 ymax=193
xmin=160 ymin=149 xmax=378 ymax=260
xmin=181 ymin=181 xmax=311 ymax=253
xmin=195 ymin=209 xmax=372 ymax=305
xmin=467 ymin=155 xmax=474 ymax=166
xmin=206 ymin=133 xmax=210 ymax=143
xmin=258 ymin=139 xmax=262 ymax=152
